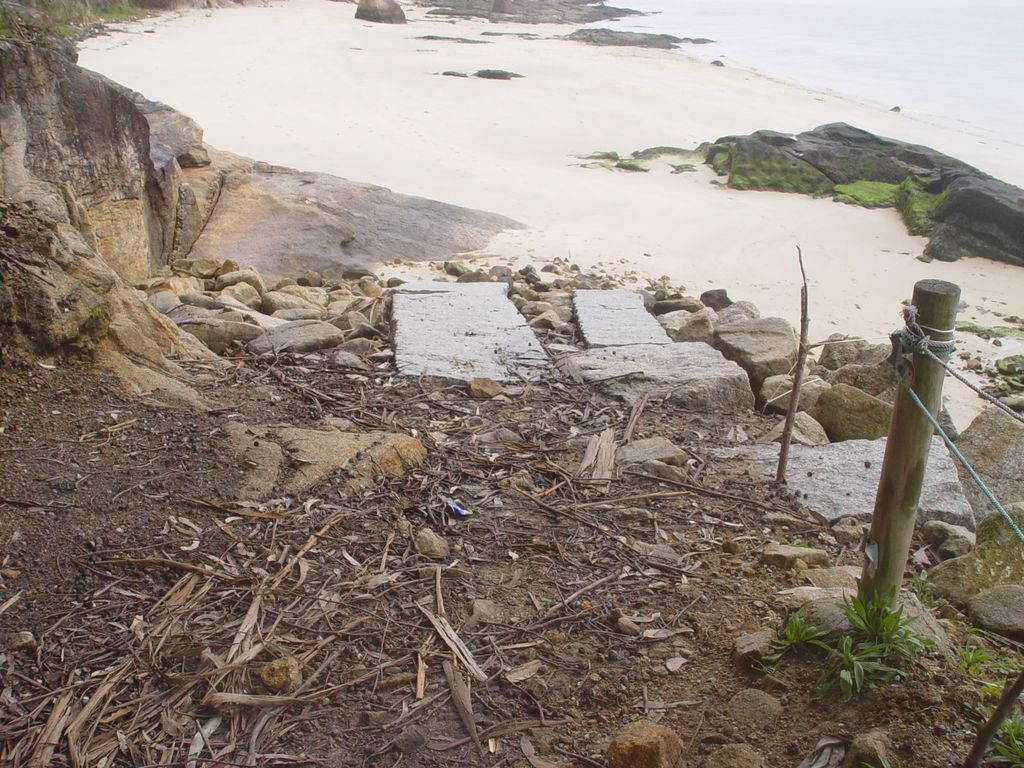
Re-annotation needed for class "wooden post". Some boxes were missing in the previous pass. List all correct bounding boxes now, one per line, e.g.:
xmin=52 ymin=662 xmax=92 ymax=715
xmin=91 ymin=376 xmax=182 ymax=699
xmin=859 ymin=279 xmax=960 ymax=602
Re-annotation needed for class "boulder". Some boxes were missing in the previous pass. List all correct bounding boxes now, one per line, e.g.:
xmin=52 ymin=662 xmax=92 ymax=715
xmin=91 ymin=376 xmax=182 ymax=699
xmin=967 ymin=585 xmax=1024 ymax=641
xmin=713 ymin=300 xmax=760 ymax=326
xmin=700 ymin=288 xmax=732 ymax=311
xmin=954 ymin=404 xmax=1024 ymax=519
xmin=277 ymin=284 xmax=330 ymax=307
xmin=759 ymin=374 xmax=830 ymax=413
xmin=713 ymin=317 xmax=798 ymax=391
xmin=216 ymin=269 xmax=267 ymax=296
xmin=147 ymin=290 xmax=180 ymax=314
xmin=829 ymin=362 xmax=897 ymax=399
xmin=272 ymin=308 xmax=324 ymax=321
xmin=796 ymin=591 xmax=948 ymax=652
xmin=922 ymin=520 xmax=976 ymax=560
xmin=818 ymin=334 xmax=891 ymax=370
xmin=760 ymin=412 xmax=829 ymax=446
xmin=705 ymin=134 xmax=834 ymax=195
xmin=808 ymin=384 xmax=892 ymax=441
xmin=606 ymin=719 xmax=683 ymax=768
xmin=651 ymin=297 xmax=703 ymax=315
xmin=178 ymin=317 xmax=264 ymax=353
xmin=260 ymin=290 xmax=324 ymax=316
xmin=929 ymin=504 xmax=1024 ymax=604
xmin=220 ymin=281 xmax=262 ymax=309
xmin=248 ymin=320 xmax=347 ymax=354
xmin=658 ymin=307 xmax=715 ymax=344
xmin=355 ymin=0 xmax=407 ymax=23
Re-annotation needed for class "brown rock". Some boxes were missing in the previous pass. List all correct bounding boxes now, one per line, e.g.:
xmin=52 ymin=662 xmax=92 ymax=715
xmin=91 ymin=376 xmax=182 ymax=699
xmin=414 ymin=528 xmax=450 ymax=559
xmin=708 ymin=743 xmax=764 ymax=768
xmin=259 ymin=655 xmax=301 ymax=694
xmin=842 ymin=729 xmax=890 ymax=768
xmin=726 ymin=688 xmax=783 ymax=728
xmin=808 ymin=384 xmax=893 ymax=442
xmin=6 ymin=631 xmax=37 ymax=652
xmin=761 ymin=542 xmax=830 ymax=569
xmin=733 ymin=629 xmax=773 ymax=667
xmin=467 ymin=377 xmax=503 ymax=399
xmin=606 ymin=719 xmax=683 ymax=768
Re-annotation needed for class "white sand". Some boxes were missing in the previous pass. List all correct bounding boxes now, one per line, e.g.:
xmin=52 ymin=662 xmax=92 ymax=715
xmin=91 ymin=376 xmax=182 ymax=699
xmin=79 ymin=0 xmax=1024 ymax=422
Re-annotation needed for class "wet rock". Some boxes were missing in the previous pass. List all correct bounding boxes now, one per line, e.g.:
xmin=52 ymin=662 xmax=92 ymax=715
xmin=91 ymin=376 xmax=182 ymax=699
xmin=659 ymin=307 xmax=716 ymax=344
xmin=808 ymin=384 xmax=893 ymax=442
xmin=967 ymin=585 xmax=1024 ymax=640
xmin=759 ymin=374 xmax=830 ymax=413
xmin=355 ymin=0 xmax=407 ymax=23
xmin=761 ymin=542 xmax=829 ymax=569
xmin=734 ymin=629 xmax=773 ymax=667
xmin=760 ymin=412 xmax=829 ymax=446
xmin=922 ymin=520 xmax=976 ymax=560
xmin=606 ymin=719 xmax=684 ymax=768
xmin=708 ymin=744 xmax=764 ymax=768
xmin=467 ymin=377 xmax=503 ymax=399
xmin=714 ymin=317 xmax=798 ymax=391
xmin=700 ymin=288 xmax=732 ymax=310
xmin=930 ymin=505 xmax=1024 ymax=603
xmin=726 ymin=688 xmax=782 ymax=727
xmin=248 ymin=320 xmax=346 ymax=354
xmin=955 ymin=405 xmax=1024 ymax=520
xmin=259 ymin=655 xmax=301 ymax=694
xmin=616 ymin=437 xmax=685 ymax=467
xmin=414 ymin=528 xmax=450 ymax=559
xmin=842 ymin=729 xmax=890 ymax=768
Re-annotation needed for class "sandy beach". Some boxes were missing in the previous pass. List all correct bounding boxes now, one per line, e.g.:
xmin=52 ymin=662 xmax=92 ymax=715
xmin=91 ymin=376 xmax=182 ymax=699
xmin=78 ymin=0 xmax=1024 ymax=421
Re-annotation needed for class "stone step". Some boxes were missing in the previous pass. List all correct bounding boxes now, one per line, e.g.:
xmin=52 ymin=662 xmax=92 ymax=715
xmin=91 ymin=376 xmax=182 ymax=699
xmin=562 ymin=342 xmax=754 ymax=412
xmin=713 ymin=437 xmax=974 ymax=530
xmin=573 ymin=289 xmax=670 ymax=347
xmin=392 ymin=281 xmax=549 ymax=381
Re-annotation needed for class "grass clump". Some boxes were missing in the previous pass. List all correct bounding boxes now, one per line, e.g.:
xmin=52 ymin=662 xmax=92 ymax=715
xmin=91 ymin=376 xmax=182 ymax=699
xmin=993 ymin=714 xmax=1024 ymax=766
xmin=762 ymin=614 xmax=826 ymax=665
xmin=833 ymin=180 xmax=899 ymax=208
xmin=614 ymin=159 xmax=648 ymax=172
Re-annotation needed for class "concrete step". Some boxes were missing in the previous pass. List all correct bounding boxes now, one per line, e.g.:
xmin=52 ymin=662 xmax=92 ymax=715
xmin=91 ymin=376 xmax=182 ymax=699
xmin=392 ymin=281 xmax=549 ymax=381
xmin=573 ymin=289 xmax=670 ymax=347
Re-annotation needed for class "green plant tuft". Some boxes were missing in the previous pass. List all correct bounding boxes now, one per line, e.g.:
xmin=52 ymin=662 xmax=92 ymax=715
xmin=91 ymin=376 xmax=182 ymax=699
xmin=820 ymin=635 xmax=902 ymax=701
xmin=763 ymin=614 xmax=827 ymax=665
xmin=993 ymin=714 xmax=1024 ymax=766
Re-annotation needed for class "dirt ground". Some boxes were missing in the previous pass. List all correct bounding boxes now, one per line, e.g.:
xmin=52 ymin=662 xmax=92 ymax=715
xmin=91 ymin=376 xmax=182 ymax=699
xmin=0 ymin=348 xmax=1016 ymax=767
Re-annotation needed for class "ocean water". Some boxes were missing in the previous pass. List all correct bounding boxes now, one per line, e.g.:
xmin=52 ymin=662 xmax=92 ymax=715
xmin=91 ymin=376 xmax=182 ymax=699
xmin=601 ymin=0 xmax=1024 ymax=145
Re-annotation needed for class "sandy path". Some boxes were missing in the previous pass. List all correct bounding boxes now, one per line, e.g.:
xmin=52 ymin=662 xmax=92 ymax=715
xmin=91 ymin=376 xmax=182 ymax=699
xmin=79 ymin=0 xmax=1023 ymax=422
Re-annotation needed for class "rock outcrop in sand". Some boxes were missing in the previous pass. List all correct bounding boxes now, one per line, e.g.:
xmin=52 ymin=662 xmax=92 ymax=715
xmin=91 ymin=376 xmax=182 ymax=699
xmin=706 ymin=123 xmax=1024 ymax=268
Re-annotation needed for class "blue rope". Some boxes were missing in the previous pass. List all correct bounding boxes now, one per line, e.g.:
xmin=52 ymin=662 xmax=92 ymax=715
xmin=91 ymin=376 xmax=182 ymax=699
xmin=901 ymin=382 xmax=1024 ymax=544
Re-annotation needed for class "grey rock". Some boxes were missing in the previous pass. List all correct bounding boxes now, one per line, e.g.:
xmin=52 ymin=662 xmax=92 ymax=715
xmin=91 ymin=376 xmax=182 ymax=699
xmin=922 ymin=520 xmax=976 ymax=560
xmin=761 ymin=411 xmax=830 ymax=446
xmin=713 ymin=300 xmax=761 ymax=326
xmin=700 ymin=288 xmax=732 ymax=310
xmin=248 ymin=320 xmax=347 ymax=354
xmin=616 ymin=437 xmax=685 ymax=467
xmin=651 ymin=297 xmax=703 ymax=315
xmin=273 ymin=308 xmax=324 ymax=321
xmin=355 ymin=0 xmax=407 ymax=23
xmin=796 ymin=591 xmax=947 ymax=652
xmin=967 ymin=585 xmax=1024 ymax=640
xmin=808 ymin=383 xmax=893 ymax=442
xmin=565 ymin=343 xmax=754 ymax=411
xmin=414 ymin=528 xmax=449 ymax=559
xmin=929 ymin=504 xmax=1024 ymax=603
xmin=179 ymin=317 xmax=264 ymax=353
xmin=714 ymin=317 xmax=798 ymax=391
xmin=713 ymin=437 xmax=974 ymax=528
xmin=147 ymin=290 xmax=180 ymax=314
xmin=528 ymin=309 xmax=567 ymax=330
xmin=220 ymin=281 xmax=263 ymax=309
xmin=473 ymin=69 xmax=524 ymax=80
xmin=759 ymin=373 xmax=830 ymax=413
xmin=734 ymin=629 xmax=773 ymax=667
xmin=573 ymin=289 xmax=670 ymax=347
xmin=658 ymin=307 xmax=716 ymax=344
xmin=329 ymin=349 xmax=370 ymax=370
xmin=296 ymin=270 xmax=322 ymax=287
xmin=519 ymin=300 xmax=553 ymax=317
xmin=818 ymin=334 xmax=891 ymax=370
xmin=640 ymin=460 xmax=689 ymax=484
xmin=565 ymin=28 xmax=681 ymax=49
xmin=955 ymin=404 xmax=1024 ymax=520
xmin=393 ymin=282 xmax=548 ymax=381
xmin=261 ymin=290 xmax=324 ymax=316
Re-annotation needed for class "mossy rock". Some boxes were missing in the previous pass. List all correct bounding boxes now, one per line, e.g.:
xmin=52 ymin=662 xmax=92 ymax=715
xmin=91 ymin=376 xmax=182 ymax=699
xmin=997 ymin=356 xmax=1024 ymax=376
xmin=833 ymin=180 xmax=898 ymax=208
xmin=955 ymin=321 xmax=1024 ymax=341
xmin=928 ymin=505 xmax=1024 ymax=605
xmin=614 ymin=159 xmax=648 ymax=172
xmin=631 ymin=146 xmax=691 ymax=161
xmin=712 ymin=137 xmax=834 ymax=196
xmin=581 ymin=150 xmax=620 ymax=162
xmin=895 ymin=176 xmax=943 ymax=236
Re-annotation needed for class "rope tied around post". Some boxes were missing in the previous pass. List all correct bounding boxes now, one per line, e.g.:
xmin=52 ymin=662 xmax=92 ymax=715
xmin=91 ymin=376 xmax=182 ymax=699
xmin=888 ymin=305 xmax=958 ymax=383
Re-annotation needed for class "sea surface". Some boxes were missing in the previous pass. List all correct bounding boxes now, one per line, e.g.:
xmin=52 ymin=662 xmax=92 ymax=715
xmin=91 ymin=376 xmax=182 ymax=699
xmin=601 ymin=0 xmax=1024 ymax=146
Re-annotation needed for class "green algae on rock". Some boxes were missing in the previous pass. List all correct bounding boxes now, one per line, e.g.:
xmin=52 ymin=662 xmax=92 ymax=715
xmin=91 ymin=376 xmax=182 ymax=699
xmin=833 ymin=180 xmax=899 ymax=208
xmin=706 ymin=137 xmax=834 ymax=196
